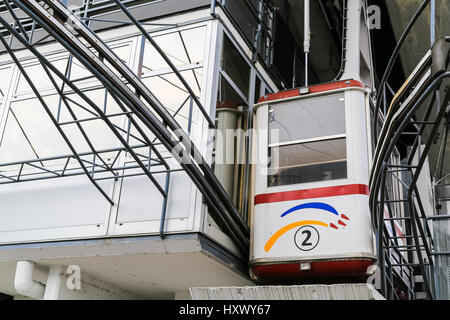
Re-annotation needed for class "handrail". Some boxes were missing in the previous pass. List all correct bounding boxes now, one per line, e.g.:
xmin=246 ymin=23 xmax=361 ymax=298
xmin=370 ymin=70 xmax=450 ymax=300
xmin=372 ymin=0 xmax=431 ymax=143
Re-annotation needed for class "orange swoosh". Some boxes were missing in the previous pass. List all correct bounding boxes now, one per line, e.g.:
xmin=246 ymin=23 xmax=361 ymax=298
xmin=264 ymin=220 xmax=328 ymax=252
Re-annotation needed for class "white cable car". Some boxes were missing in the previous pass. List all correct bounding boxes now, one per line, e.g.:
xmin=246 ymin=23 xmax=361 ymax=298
xmin=248 ymin=0 xmax=379 ymax=283
xmin=249 ymin=80 xmax=376 ymax=282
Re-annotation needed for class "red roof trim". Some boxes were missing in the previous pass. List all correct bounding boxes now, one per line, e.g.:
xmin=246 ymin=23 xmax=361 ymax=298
xmin=257 ymin=80 xmax=365 ymax=103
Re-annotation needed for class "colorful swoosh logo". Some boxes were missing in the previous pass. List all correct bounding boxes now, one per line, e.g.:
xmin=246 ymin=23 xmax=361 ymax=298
xmin=281 ymin=202 xmax=339 ymax=217
xmin=264 ymin=202 xmax=350 ymax=252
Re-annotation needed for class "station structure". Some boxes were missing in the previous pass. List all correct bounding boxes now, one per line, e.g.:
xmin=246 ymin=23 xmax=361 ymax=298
xmin=0 ymin=0 xmax=448 ymax=300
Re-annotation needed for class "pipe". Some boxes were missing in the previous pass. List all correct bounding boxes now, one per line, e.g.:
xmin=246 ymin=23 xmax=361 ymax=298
xmin=430 ymin=0 xmax=435 ymax=45
xmin=304 ymin=0 xmax=310 ymax=86
xmin=43 ymin=266 xmax=63 ymax=300
xmin=14 ymin=261 xmax=45 ymax=300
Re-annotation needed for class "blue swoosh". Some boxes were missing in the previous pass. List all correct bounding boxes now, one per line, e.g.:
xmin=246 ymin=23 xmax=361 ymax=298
xmin=281 ymin=202 xmax=339 ymax=217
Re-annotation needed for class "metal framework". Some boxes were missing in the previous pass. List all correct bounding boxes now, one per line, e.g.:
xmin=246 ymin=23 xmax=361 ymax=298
xmin=370 ymin=0 xmax=450 ymax=300
xmin=211 ymin=0 xmax=275 ymax=65
xmin=0 ymin=0 xmax=250 ymax=254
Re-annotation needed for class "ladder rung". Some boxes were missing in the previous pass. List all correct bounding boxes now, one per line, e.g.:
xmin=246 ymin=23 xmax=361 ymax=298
xmin=432 ymin=251 xmax=450 ymax=256
xmin=388 ymin=169 xmax=409 ymax=172
xmin=386 ymin=245 xmax=426 ymax=248
xmin=410 ymin=121 xmax=435 ymax=125
xmin=427 ymin=214 xmax=450 ymax=220
xmin=390 ymin=263 xmax=430 ymax=267
xmin=401 ymin=132 xmax=420 ymax=135
xmin=389 ymin=235 xmax=414 ymax=239
xmin=388 ymin=164 xmax=418 ymax=169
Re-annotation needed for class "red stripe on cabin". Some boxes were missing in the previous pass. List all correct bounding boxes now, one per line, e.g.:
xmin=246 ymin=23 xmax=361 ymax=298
xmin=257 ymin=80 xmax=365 ymax=103
xmin=254 ymin=184 xmax=370 ymax=205
xmin=251 ymin=259 xmax=374 ymax=281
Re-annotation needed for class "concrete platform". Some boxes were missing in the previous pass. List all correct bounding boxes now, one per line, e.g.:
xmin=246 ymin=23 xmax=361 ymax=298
xmin=190 ymin=284 xmax=385 ymax=300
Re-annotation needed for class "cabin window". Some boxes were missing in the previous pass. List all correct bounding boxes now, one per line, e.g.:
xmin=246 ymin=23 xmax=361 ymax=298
xmin=267 ymin=93 xmax=347 ymax=187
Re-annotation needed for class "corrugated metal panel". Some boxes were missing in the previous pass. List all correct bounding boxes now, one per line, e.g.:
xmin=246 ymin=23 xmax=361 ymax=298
xmin=434 ymin=217 xmax=450 ymax=300
xmin=190 ymin=284 xmax=385 ymax=300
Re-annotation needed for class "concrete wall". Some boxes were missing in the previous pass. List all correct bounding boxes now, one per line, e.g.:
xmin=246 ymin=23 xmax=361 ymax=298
xmin=385 ymin=0 xmax=449 ymax=76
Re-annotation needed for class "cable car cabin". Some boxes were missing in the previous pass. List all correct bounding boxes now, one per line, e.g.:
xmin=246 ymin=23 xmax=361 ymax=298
xmin=250 ymin=80 xmax=376 ymax=283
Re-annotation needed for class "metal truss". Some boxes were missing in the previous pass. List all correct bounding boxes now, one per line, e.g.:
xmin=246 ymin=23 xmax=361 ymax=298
xmin=0 ymin=0 xmax=249 ymax=254
xmin=369 ymin=0 xmax=450 ymax=300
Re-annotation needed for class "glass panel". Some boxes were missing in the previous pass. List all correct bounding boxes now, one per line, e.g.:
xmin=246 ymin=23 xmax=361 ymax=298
xmin=248 ymin=0 xmax=259 ymax=11
xmin=58 ymin=89 xmax=124 ymax=156
xmin=70 ymin=57 xmax=94 ymax=82
xmin=223 ymin=0 xmax=258 ymax=48
xmin=15 ymin=58 xmax=69 ymax=95
xmin=142 ymin=26 xmax=207 ymax=72
xmin=0 ymin=89 xmax=124 ymax=171
xmin=213 ymin=69 xmax=249 ymax=213
xmin=0 ymin=98 xmax=70 ymax=170
xmin=217 ymin=74 xmax=246 ymax=108
xmin=0 ymin=66 xmax=12 ymax=100
xmin=269 ymin=93 xmax=346 ymax=144
xmin=268 ymin=138 xmax=347 ymax=187
xmin=221 ymin=35 xmax=250 ymax=98
xmin=178 ymin=27 xmax=207 ymax=64
xmin=127 ymin=116 xmax=162 ymax=158
xmin=141 ymin=69 xmax=201 ymax=124
xmin=0 ymin=66 xmax=13 ymax=115
xmin=254 ymin=76 xmax=261 ymax=104
xmin=69 ymin=43 xmax=130 ymax=82
xmin=104 ymin=43 xmax=132 ymax=78
xmin=0 ymin=111 xmax=39 ymax=170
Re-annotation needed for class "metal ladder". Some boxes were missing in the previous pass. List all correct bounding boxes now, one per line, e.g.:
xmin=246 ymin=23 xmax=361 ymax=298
xmin=370 ymin=17 xmax=450 ymax=299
